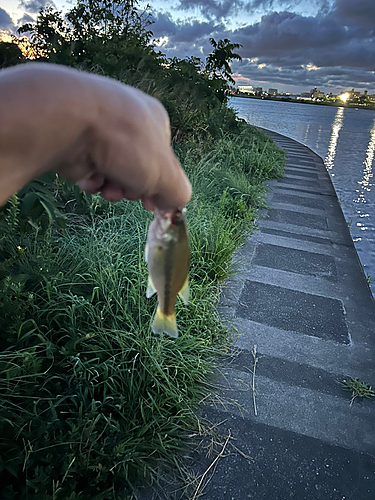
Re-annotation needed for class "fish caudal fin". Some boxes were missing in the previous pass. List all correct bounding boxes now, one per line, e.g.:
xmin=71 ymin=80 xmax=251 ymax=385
xmin=152 ymin=307 xmax=179 ymax=338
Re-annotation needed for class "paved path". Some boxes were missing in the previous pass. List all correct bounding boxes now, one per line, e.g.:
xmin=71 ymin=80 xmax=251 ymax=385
xmin=192 ymin=130 xmax=375 ymax=500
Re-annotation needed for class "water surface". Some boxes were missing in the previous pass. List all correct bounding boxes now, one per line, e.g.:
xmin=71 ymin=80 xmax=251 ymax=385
xmin=230 ymin=97 xmax=375 ymax=294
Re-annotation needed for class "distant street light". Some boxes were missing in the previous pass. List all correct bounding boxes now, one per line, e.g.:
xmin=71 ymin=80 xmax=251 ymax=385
xmin=340 ymin=92 xmax=350 ymax=102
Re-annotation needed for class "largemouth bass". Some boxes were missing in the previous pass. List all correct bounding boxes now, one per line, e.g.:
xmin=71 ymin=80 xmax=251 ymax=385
xmin=145 ymin=208 xmax=190 ymax=338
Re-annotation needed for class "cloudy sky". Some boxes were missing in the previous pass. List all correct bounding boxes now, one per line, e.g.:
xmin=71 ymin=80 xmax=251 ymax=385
xmin=1 ymin=0 xmax=374 ymax=94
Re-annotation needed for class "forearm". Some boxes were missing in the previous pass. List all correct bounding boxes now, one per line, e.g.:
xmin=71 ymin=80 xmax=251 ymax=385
xmin=0 ymin=63 xmax=191 ymax=210
xmin=0 ymin=63 xmax=97 ymax=205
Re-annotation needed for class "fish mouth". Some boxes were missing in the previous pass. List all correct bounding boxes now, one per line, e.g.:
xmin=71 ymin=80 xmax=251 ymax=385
xmin=171 ymin=210 xmax=184 ymax=225
xmin=154 ymin=208 xmax=174 ymax=219
xmin=155 ymin=208 xmax=185 ymax=226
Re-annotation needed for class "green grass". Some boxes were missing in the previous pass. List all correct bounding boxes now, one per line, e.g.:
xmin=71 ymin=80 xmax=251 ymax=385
xmin=341 ymin=377 xmax=375 ymax=405
xmin=0 ymin=126 xmax=285 ymax=499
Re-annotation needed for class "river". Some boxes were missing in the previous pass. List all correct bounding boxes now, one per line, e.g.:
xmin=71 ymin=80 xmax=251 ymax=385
xmin=230 ymin=96 xmax=375 ymax=296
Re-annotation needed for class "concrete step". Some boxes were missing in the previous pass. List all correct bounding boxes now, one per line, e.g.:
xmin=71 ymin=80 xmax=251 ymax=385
xmin=195 ymin=406 xmax=375 ymax=500
xmin=220 ymin=316 xmax=375 ymax=381
xmin=216 ymin=365 xmax=375 ymax=454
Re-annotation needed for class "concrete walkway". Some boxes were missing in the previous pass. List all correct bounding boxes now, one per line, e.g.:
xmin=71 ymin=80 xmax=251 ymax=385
xmin=191 ymin=130 xmax=375 ymax=500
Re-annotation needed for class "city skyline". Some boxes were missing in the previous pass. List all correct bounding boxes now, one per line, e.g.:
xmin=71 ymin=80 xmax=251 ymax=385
xmin=236 ymin=85 xmax=375 ymax=98
xmin=1 ymin=0 xmax=374 ymax=95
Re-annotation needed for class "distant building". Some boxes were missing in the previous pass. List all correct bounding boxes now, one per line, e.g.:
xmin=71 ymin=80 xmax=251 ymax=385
xmin=254 ymin=87 xmax=263 ymax=95
xmin=238 ymin=85 xmax=254 ymax=94
xmin=300 ymin=92 xmax=310 ymax=97
xmin=345 ymin=89 xmax=361 ymax=99
xmin=268 ymin=88 xmax=278 ymax=95
xmin=310 ymin=87 xmax=325 ymax=99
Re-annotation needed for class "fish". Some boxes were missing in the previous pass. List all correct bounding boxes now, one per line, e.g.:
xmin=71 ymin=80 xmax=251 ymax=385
xmin=145 ymin=208 xmax=190 ymax=338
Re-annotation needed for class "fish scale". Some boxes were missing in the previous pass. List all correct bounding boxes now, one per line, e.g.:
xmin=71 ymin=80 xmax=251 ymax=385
xmin=162 ymin=243 xmax=174 ymax=315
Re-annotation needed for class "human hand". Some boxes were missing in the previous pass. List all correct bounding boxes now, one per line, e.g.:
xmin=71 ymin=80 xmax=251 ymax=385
xmin=0 ymin=63 xmax=191 ymax=211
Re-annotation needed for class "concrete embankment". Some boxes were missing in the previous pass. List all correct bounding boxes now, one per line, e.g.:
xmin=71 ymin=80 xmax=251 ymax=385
xmin=139 ymin=129 xmax=375 ymax=500
xmin=192 ymin=129 xmax=375 ymax=500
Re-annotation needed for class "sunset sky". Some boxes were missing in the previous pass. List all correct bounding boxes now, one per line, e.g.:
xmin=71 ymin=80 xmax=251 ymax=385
xmin=1 ymin=0 xmax=374 ymax=94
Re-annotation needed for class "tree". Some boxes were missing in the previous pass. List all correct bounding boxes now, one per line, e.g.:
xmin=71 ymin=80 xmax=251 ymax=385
xmin=204 ymin=38 xmax=242 ymax=104
xmin=66 ymin=0 xmax=152 ymax=42
xmin=0 ymin=41 xmax=23 ymax=68
xmin=205 ymin=37 xmax=242 ymax=85
xmin=17 ymin=7 xmax=76 ymax=64
xmin=17 ymin=0 xmax=158 ymax=75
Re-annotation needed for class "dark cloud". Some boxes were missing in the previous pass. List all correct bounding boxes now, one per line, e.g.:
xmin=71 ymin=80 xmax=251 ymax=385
xmin=151 ymin=12 xmax=179 ymax=38
xmin=234 ymin=11 xmax=347 ymax=55
xmin=172 ymin=19 xmax=222 ymax=42
xmin=151 ymin=13 xmax=225 ymax=44
xmin=174 ymin=0 xmax=309 ymax=21
xmin=19 ymin=0 xmax=49 ymax=14
xmin=230 ymin=3 xmax=375 ymax=91
xmin=0 ymin=7 xmax=15 ymax=30
xmin=246 ymin=0 xmax=304 ymax=12
xmin=333 ymin=0 xmax=375 ymax=30
xmin=150 ymin=0 xmax=375 ymax=92
xmin=233 ymin=57 xmax=374 ymax=92
xmin=176 ymin=0 xmax=245 ymax=20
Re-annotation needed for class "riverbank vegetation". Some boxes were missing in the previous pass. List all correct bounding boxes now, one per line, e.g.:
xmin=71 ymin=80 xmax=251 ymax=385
xmin=233 ymin=93 xmax=375 ymax=110
xmin=0 ymin=1 xmax=285 ymax=498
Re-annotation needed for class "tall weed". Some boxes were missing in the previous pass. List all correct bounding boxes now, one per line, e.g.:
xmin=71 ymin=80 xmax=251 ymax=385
xmin=0 ymin=125 xmax=285 ymax=499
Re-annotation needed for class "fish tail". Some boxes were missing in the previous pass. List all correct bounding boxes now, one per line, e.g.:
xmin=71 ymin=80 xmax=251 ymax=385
xmin=152 ymin=307 xmax=179 ymax=338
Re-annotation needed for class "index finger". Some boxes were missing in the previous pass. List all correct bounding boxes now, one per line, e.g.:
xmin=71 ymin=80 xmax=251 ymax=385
xmin=143 ymin=153 xmax=192 ymax=212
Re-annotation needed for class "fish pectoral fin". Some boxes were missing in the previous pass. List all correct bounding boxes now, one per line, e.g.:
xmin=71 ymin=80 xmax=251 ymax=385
xmin=146 ymin=276 xmax=157 ymax=298
xmin=178 ymin=277 xmax=190 ymax=305
xmin=152 ymin=308 xmax=179 ymax=338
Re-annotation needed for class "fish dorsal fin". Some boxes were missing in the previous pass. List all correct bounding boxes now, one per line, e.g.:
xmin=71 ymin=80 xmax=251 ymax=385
xmin=178 ymin=277 xmax=190 ymax=305
xmin=146 ymin=275 xmax=156 ymax=298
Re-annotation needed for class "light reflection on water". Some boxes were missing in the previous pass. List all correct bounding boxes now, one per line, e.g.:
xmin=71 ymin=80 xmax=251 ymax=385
xmin=353 ymin=119 xmax=375 ymax=241
xmin=356 ymin=118 xmax=375 ymax=204
xmin=230 ymin=97 xmax=375 ymax=295
xmin=315 ymin=125 xmax=323 ymax=154
xmin=303 ymin=123 xmax=310 ymax=145
xmin=324 ymin=107 xmax=344 ymax=175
